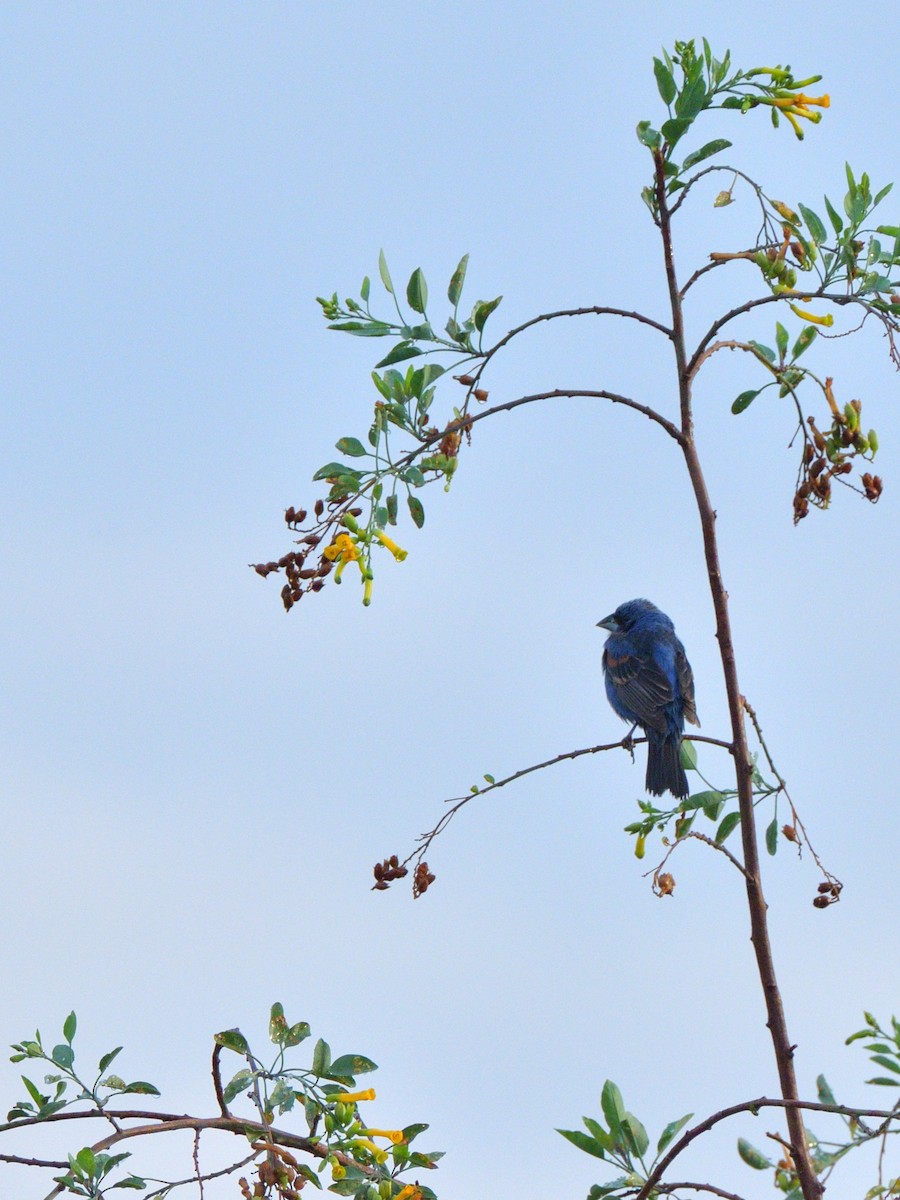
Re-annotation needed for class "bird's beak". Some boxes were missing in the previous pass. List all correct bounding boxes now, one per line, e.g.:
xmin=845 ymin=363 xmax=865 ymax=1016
xmin=596 ymin=613 xmax=619 ymax=632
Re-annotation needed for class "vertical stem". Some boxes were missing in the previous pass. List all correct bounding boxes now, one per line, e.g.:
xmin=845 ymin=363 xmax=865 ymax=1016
xmin=653 ymin=152 xmax=822 ymax=1200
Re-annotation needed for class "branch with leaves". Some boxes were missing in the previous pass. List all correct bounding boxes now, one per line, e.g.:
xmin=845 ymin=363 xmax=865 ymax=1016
xmin=3 ymin=1005 xmax=440 ymax=1199
xmin=246 ymin=35 xmax=900 ymax=1200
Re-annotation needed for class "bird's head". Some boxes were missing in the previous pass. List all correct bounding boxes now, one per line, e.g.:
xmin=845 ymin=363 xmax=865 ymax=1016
xmin=597 ymin=598 xmax=661 ymax=633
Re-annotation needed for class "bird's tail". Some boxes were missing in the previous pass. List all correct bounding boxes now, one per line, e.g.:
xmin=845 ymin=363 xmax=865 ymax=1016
xmin=646 ymin=735 xmax=689 ymax=799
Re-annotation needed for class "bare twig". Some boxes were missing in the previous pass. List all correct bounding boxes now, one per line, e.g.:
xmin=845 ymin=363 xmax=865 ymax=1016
xmin=398 ymin=734 xmax=734 ymax=871
xmin=646 ymin=829 xmax=748 ymax=885
xmin=211 ymin=1042 xmax=230 ymax=1118
xmin=742 ymin=696 xmax=840 ymax=888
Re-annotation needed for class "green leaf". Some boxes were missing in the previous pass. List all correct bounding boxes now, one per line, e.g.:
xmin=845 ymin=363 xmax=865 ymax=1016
xmin=214 ymin=1029 xmax=250 ymax=1055
xmin=223 ymin=1068 xmax=255 ymax=1104
xmin=682 ymin=138 xmax=731 ymax=170
xmin=798 ymin=203 xmax=827 ymax=244
xmin=416 ymin=363 xmax=445 ymax=390
xmin=815 ymin=1075 xmax=836 ymax=1106
xmin=375 ymin=342 xmax=422 ymax=369
xmin=328 ymin=1053 xmax=377 ymax=1077
xmin=557 ymin=1128 xmax=607 ymax=1160
xmin=472 ymin=295 xmax=502 ymax=333
xmin=269 ymin=1002 xmax=288 ymax=1043
xmin=622 ymin=1112 xmax=649 ymax=1158
xmin=636 ymin=120 xmax=661 ymax=150
xmin=588 ymin=1180 xmax=632 ymax=1199
xmin=653 ymin=58 xmax=676 ymax=105
xmin=676 ymin=76 xmax=707 ymax=120
xmin=98 ymin=1047 xmax=122 ymax=1074
xmin=408 ymin=495 xmax=425 ymax=528
xmin=102 ymin=1074 xmax=127 ymax=1090
xmin=600 ymin=1080 xmax=625 ymax=1140
xmin=378 ymin=249 xmax=394 ymax=295
xmin=738 ymin=1137 xmax=772 ymax=1169
xmin=866 ymin=1076 xmax=900 ymax=1086
xmin=748 ymin=340 xmax=776 ymax=363
xmin=583 ymin=1117 xmax=614 ymax=1152
xmin=679 ymin=739 xmax=697 ymax=771
xmin=765 ymin=816 xmax=778 ymax=857
xmin=327 ymin=321 xmax=393 ymax=337
xmin=775 ymin=322 xmax=789 ymax=358
xmin=121 ymin=1081 xmax=160 ymax=1095
xmin=76 ymin=1146 xmax=96 ymax=1175
xmin=360 ymin=275 xmax=370 ymax=304
xmin=402 ymin=1122 xmax=429 ymax=1142
xmin=657 ymin=1112 xmax=693 ymax=1153
xmin=448 ymin=254 xmax=468 ymax=307
xmin=716 ymin=811 xmax=741 ymax=843
xmin=51 ymin=1044 xmax=74 ymax=1070
xmin=874 ymin=182 xmax=893 ymax=207
xmin=311 ymin=1037 xmax=331 ymax=1076
xmin=335 ymin=437 xmax=367 ymax=458
xmin=792 ymin=326 xmax=818 ymax=359
xmin=731 ymin=389 xmax=759 ymax=415
xmin=386 ymin=494 xmax=398 ymax=526
xmin=312 ymin=461 xmax=359 ymax=482
xmin=63 ymin=1013 xmax=77 ymax=1045
xmin=22 ymin=1076 xmax=46 ymax=1107
xmin=823 ymin=194 xmax=844 ymax=235
xmin=680 ymin=789 xmax=719 ymax=813
xmin=869 ymin=1055 xmax=900 ymax=1074
xmin=700 ymin=791 xmax=725 ymax=820
xmin=111 ymin=1178 xmax=147 ymax=1190
xmin=406 ymin=268 xmax=428 ymax=314
xmin=286 ymin=1021 xmax=311 ymax=1047
xmin=661 ymin=117 xmax=690 ymax=145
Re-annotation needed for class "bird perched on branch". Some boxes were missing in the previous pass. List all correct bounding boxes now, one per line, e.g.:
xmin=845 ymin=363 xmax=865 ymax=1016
xmin=598 ymin=598 xmax=699 ymax=799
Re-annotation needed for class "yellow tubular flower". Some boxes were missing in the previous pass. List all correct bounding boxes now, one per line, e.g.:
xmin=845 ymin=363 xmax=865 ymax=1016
xmin=362 ymin=1128 xmax=405 ymax=1144
xmin=332 ymin=1088 xmax=376 ymax=1104
xmin=323 ymin=533 xmax=360 ymax=563
xmin=791 ymin=106 xmax=823 ymax=123
xmin=789 ymin=303 xmax=834 ymax=326
xmin=769 ymin=92 xmax=829 ymax=109
xmin=782 ymin=109 xmax=804 ymax=139
xmin=395 ymin=1188 xmax=420 ymax=1200
xmin=351 ymin=1139 xmax=387 ymax=1162
xmin=373 ymin=530 xmax=408 ymax=561
xmin=363 ymin=576 xmax=373 ymax=606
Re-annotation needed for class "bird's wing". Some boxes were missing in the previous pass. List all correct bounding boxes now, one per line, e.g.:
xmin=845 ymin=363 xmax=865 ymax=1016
xmin=676 ymin=649 xmax=700 ymax=727
xmin=603 ymin=648 xmax=671 ymax=733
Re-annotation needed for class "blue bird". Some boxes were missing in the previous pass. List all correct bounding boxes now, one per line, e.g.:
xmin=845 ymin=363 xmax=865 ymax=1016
xmin=597 ymin=599 xmax=699 ymax=799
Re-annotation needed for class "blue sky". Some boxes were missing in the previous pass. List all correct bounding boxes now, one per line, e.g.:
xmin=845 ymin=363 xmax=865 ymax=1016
xmin=4 ymin=3 xmax=900 ymax=1197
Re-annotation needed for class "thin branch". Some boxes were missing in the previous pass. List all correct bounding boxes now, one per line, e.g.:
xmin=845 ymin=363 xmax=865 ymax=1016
xmin=669 ymin=164 xmax=767 ymax=218
xmin=637 ymin=1096 xmax=900 ymax=1200
xmin=396 ymin=733 xmax=735 ymax=871
xmin=647 ymin=829 xmax=748 ymax=883
xmin=687 ymin=292 xmax=894 ymax=381
xmin=211 ymin=1042 xmax=229 ymax=1118
xmin=0 ymin=1151 xmax=68 ymax=1168
xmin=652 ymin=1184 xmax=748 ymax=1200
xmin=459 ymin=388 xmax=685 ymax=443
xmin=742 ymin=696 xmax=840 ymax=888
xmin=480 ymin=306 xmax=673 ymax=374
xmin=143 ymin=1151 xmax=258 ymax=1199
